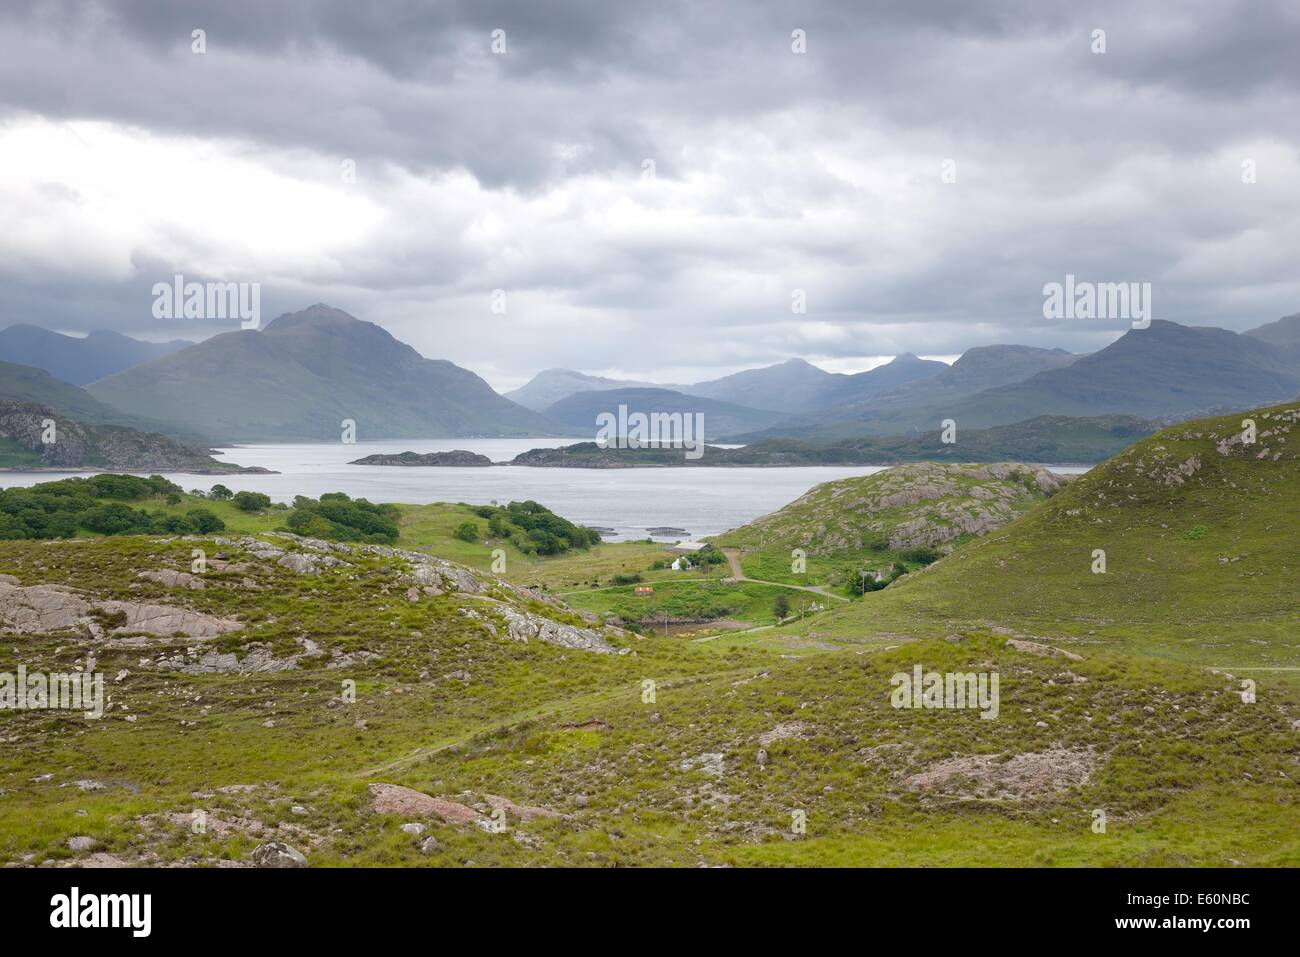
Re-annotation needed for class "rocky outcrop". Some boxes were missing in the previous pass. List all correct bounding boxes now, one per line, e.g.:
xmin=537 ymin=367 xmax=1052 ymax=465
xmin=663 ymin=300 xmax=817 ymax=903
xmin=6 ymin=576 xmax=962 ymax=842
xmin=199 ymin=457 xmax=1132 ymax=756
xmin=497 ymin=606 xmax=615 ymax=654
xmin=232 ymin=533 xmax=622 ymax=654
xmin=0 ymin=399 xmax=267 ymax=472
xmin=137 ymin=569 xmax=205 ymax=590
xmin=368 ymin=784 xmax=482 ymax=825
xmin=0 ymin=579 xmax=242 ymax=639
xmin=719 ymin=462 xmax=1069 ymax=555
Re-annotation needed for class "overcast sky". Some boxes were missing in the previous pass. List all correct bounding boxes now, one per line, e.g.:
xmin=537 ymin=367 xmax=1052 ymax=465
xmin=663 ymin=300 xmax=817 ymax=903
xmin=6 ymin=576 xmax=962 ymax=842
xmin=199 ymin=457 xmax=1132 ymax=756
xmin=1 ymin=0 xmax=1298 ymax=391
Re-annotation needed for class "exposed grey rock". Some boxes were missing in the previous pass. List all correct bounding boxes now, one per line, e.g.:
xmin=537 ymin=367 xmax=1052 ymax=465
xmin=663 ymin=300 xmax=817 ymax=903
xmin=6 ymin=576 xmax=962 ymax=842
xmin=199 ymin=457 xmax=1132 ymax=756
xmin=250 ymin=841 xmax=308 ymax=868
xmin=278 ymin=551 xmax=348 ymax=574
xmin=0 ymin=580 xmax=241 ymax=639
xmin=137 ymin=569 xmax=205 ymax=590
xmin=1006 ymin=638 xmax=1084 ymax=661
xmin=498 ymin=607 xmax=614 ymax=654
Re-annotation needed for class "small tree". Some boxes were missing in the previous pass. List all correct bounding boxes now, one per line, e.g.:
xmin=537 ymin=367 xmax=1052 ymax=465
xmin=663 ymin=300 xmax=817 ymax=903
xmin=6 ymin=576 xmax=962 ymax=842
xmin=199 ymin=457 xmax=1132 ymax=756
xmin=209 ymin=484 xmax=233 ymax=501
xmin=774 ymin=593 xmax=791 ymax=620
xmin=452 ymin=520 xmax=479 ymax=542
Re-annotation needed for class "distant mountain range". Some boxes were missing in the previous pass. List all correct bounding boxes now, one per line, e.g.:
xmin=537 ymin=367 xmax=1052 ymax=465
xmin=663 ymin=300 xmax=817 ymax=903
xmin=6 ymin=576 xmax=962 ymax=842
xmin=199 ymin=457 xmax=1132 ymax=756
xmin=542 ymin=387 xmax=785 ymax=441
xmin=508 ymin=353 xmax=951 ymax=416
xmin=731 ymin=321 xmax=1300 ymax=442
xmin=504 ymin=369 xmax=671 ymax=411
xmin=86 ymin=305 xmax=562 ymax=441
xmin=1 ymin=305 xmax=1297 ymax=452
xmin=0 ymin=324 xmax=192 ymax=385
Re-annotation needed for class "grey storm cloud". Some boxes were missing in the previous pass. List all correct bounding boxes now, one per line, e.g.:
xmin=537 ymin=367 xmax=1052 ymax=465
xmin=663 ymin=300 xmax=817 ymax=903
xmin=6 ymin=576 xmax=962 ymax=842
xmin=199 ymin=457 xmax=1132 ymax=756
xmin=0 ymin=0 xmax=1298 ymax=387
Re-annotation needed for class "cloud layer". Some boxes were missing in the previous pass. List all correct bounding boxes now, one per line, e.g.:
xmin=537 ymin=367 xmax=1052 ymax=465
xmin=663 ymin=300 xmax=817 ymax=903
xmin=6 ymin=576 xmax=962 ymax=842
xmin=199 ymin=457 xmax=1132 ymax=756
xmin=1 ymin=0 xmax=1297 ymax=389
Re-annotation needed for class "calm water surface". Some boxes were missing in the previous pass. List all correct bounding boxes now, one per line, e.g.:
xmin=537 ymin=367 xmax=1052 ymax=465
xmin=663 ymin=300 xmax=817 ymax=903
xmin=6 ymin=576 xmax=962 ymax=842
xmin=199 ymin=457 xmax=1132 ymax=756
xmin=0 ymin=438 xmax=1089 ymax=540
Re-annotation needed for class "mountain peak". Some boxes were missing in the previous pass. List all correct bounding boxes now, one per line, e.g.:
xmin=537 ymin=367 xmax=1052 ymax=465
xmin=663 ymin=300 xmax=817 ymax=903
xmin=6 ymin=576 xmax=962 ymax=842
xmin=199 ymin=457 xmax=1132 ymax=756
xmin=262 ymin=304 xmax=363 ymax=333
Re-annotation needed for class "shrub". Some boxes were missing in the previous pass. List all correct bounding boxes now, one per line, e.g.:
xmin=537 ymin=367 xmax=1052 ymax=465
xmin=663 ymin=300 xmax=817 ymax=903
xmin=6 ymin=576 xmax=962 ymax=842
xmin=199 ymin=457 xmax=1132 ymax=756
xmin=453 ymin=521 xmax=479 ymax=542
xmin=233 ymin=491 xmax=272 ymax=513
xmin=186 ymin=508 xmax=226 ymax=534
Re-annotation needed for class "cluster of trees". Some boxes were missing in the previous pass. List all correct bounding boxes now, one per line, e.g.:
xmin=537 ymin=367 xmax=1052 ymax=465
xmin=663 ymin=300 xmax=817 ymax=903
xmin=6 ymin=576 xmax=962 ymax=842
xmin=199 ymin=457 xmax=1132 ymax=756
xmin=200 ymin=485 xmax=272 ymax=513
xmin=0 ymin=475 xmax=225 ymax=540
xmin=284 ymin=492 xmax=400 ymax=544
xmin=465 ymin=500 xmax=600 ymax=555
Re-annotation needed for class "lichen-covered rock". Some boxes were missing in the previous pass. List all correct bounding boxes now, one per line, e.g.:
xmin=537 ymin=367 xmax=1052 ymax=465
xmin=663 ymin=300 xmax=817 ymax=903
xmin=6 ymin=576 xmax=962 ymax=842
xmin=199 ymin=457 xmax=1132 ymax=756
xmin=137 ymin=569 xmax=205 ymax=589
xmin=250 ymin=841 xmax=308 ymax=868
xmin=498 ymin=607 xmax=614 ymax=653
xmin=0 ymin=580 xmax=241 ymax=639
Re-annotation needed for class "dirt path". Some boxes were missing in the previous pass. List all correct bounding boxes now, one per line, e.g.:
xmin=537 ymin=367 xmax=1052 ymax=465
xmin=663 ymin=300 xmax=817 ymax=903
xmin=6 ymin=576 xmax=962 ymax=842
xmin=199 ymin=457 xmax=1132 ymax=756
xmin=720 ymin=548 xmax=849 ymax=602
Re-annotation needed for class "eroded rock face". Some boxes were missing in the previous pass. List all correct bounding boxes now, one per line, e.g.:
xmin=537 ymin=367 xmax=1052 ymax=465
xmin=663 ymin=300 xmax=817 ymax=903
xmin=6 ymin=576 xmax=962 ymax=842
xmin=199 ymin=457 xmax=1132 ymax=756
xmin=0 ymin=581 xmax=241 ymax=639
xmin=95 ymin=600 xmax=242 ymax=639
xmin=0 ymin=583 xmax=91 ymax=633
xmin=498 ymin=607 xmax=615 ymax=654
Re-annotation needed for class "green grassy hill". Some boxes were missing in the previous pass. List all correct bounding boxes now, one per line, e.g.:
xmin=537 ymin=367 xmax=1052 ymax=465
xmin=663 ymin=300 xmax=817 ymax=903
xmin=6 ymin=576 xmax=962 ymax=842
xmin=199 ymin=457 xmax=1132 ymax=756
xmin=711 ymin=462 xmax=1070 ymax=593
xmin=1 ymin=530 xmax=1294 ymax=867
xmin=805 ymin=402 xmax=1300 ymax=676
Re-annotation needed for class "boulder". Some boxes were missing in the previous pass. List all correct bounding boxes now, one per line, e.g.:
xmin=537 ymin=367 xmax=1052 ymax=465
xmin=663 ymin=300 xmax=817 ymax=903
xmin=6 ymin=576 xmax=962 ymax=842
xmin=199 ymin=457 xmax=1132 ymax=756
xmin=250 ymin=841 xmax=308 ymax=868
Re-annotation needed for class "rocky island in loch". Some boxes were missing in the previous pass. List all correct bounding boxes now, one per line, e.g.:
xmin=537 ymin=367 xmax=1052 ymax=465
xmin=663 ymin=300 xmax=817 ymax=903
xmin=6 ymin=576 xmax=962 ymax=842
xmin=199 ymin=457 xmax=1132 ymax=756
xmin=349 ymin=450 xmax=494 ymax=467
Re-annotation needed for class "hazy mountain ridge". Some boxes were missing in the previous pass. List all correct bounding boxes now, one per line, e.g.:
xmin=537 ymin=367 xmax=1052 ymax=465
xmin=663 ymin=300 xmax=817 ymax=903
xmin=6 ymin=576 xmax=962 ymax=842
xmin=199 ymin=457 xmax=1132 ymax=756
xmin=542 ymin=386 xmax=784 ymax=441
xmin=735 ymin=322 xmax=1300 ymax=441
xmin=0 ymin=324 xmax=192 ymax=386
xmin=510 ymin=353 xmax=950 ymax=417
xmin=87 ymin=305 xmax=565 ymax=442
xmin=504 ymin=369 xmax=673 ymax=411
